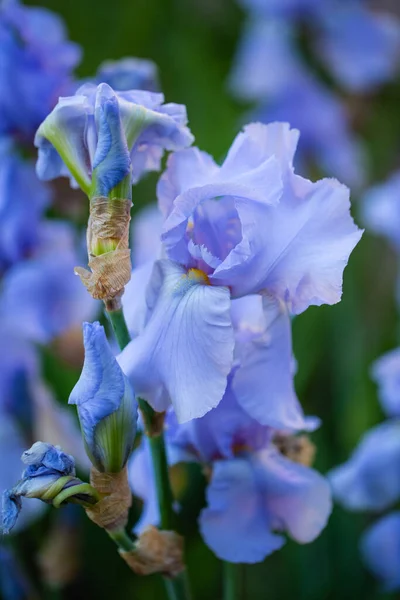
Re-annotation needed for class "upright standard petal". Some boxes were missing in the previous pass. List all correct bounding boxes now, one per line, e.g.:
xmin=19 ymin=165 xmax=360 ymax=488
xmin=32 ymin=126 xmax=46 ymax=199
xmin=232 ymin=296 xmax=318 ymax=430
xmin=199 ymin=459 xmax=285 ymax=563
xmin=118 ymin=259 xmax=234 ymax=422
xmin=329 ymin=421 xmax=400 ymax=512
xmin=91 ymin=84 xmax=131 ymax=197
xmin=69 ymin=322 xmax=137 ymax=472
xmin=361 ymin=512 xmax=400 ymax=591
xmin=212 ymin=173 xmax=363 ymax=310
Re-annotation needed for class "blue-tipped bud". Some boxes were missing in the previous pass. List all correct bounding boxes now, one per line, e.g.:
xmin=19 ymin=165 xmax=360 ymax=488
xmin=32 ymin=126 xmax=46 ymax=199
xmin=69 ymin=322 xmax=138 ymax=473
xmin=1 ymin=442 xmax=98 ymax=534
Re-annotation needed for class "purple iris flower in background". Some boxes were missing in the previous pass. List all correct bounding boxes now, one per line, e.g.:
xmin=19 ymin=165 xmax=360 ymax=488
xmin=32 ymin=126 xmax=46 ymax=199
xmin=94 ymin=57 xmax=160 ymax=92
xmin=330 ymin=344 xmax=400 ymax=589
xmin=362 ymin=171 xmax=400 ymax=250
xmin=361 ymin=512 xmax=400 ymax=591
xmin=330 ymin=421 xmax=400 ymax=512
xmin=371 ymin=349 xmax=400 ymax=418
xmin=0 ymin=0 xmax=80 ymax=142
xmin=35 ymin=82 xmax=193 ymax=192
xmin=229 ymin=18 xmax=303 ymax=101
xmin=0 ymin=249 xmax=97 ymax=344
xmin=258 ymin=76 xmax=365 ymax=188
xmin=129 ymin=390 xmax=331 ymax=563
xmin=119 ymin=121 xmax=362 ymax=422
xmin=238 ymin=0 xmax=320 ymax=19
xmin=0 ymin=138 xmax=50 ymax=270
xmin=316 ymin=3 xmax=400 ymax=93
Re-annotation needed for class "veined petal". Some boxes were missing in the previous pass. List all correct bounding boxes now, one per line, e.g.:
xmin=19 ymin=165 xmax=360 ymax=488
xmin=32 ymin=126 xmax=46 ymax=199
xmin=118 ymin=259 xmax=235 ymax=422
xmin=199 ymin=459 xmax=285 ymax=563
xmin=255 ymin=448 xmax=332 ymax=543
xmin=329 ymin=421 xmax=400 ymax=512
xmin=232 ymin=297 xmax=318 ymax=430
xmin=361 ymin=512 xmax=400 ymax=591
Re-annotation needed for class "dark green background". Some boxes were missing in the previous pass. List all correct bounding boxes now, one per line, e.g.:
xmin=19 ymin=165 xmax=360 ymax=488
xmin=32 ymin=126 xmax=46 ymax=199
xmin=13 ymin=0 xmax=400 ymax=598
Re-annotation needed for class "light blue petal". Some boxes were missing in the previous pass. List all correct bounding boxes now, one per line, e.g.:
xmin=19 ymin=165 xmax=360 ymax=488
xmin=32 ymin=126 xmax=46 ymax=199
xmin=361 ymin=512 xmax=400 ymax=591
xmin=1 ymin=490 xmax=21 ymax=535
xmin=329 ymin=421 xmax=400 ymax=511
xmin=212 ymin=172 xmax=363 ymax=308
xmin=35 ymin=94 xmax=92 ymax=192
xmin=165 ymin=379 xmax=271 ymax=463
xmin=118 ymin=259 xmax=235 ymax=422
xmin=92 ymin=83 xmax=131 ymax=197
xmin=232 ymin=297 xmax=319 ymax=430
xmin=255 ymin=449 xmax=332 ymax=543
xmin=69 ymin=323 xmax=125 ymax=459
xmin=199 ymin=459 xmax=285 ymax=563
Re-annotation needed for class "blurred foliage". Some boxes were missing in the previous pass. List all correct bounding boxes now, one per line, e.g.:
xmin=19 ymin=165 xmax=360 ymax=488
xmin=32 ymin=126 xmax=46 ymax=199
xmin=9 ymin=0 xmax=400 ymax=598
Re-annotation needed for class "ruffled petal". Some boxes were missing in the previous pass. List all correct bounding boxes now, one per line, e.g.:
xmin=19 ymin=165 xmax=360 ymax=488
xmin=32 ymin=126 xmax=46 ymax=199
xmin=255 ymin=448 xmax=332 ymax=543
xmin=329 ymin=421 xmax=400 ymax=511
xmin=199 ymin=459 xmax=285 ymax=563
xmin=118 ymin=259 xmax=235 ymax=422
xmin=212 ymin=174 xmax=362 ymax=309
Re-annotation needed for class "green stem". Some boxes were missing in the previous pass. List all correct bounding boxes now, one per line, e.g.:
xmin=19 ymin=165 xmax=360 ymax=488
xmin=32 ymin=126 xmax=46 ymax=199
xmin=164 ymin=572 xmax=193 ymax=600
xmin=108 ymin=528 xmax=135 ymax=552
xmin=106 ymin=305 xmax=191 ymax=600
xmin=223 ymin=562 xmax=241 ymax=600
xmin=107 ymin=307 xmax=131 ymax=349
xmin=148 ymin=433 xmax=175 ymax=530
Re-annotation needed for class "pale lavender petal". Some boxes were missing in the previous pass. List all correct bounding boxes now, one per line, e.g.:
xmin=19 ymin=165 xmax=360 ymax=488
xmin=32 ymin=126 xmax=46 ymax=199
xmin=118 ymin=259 xmax=234 ymax=422
xmin=255 ymin=448 xmax=332 ymax=543
xmin=233 ymin=297 xmax=318 ymax=430
xmin=199 ymin=459 xmax=285 ymax=563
